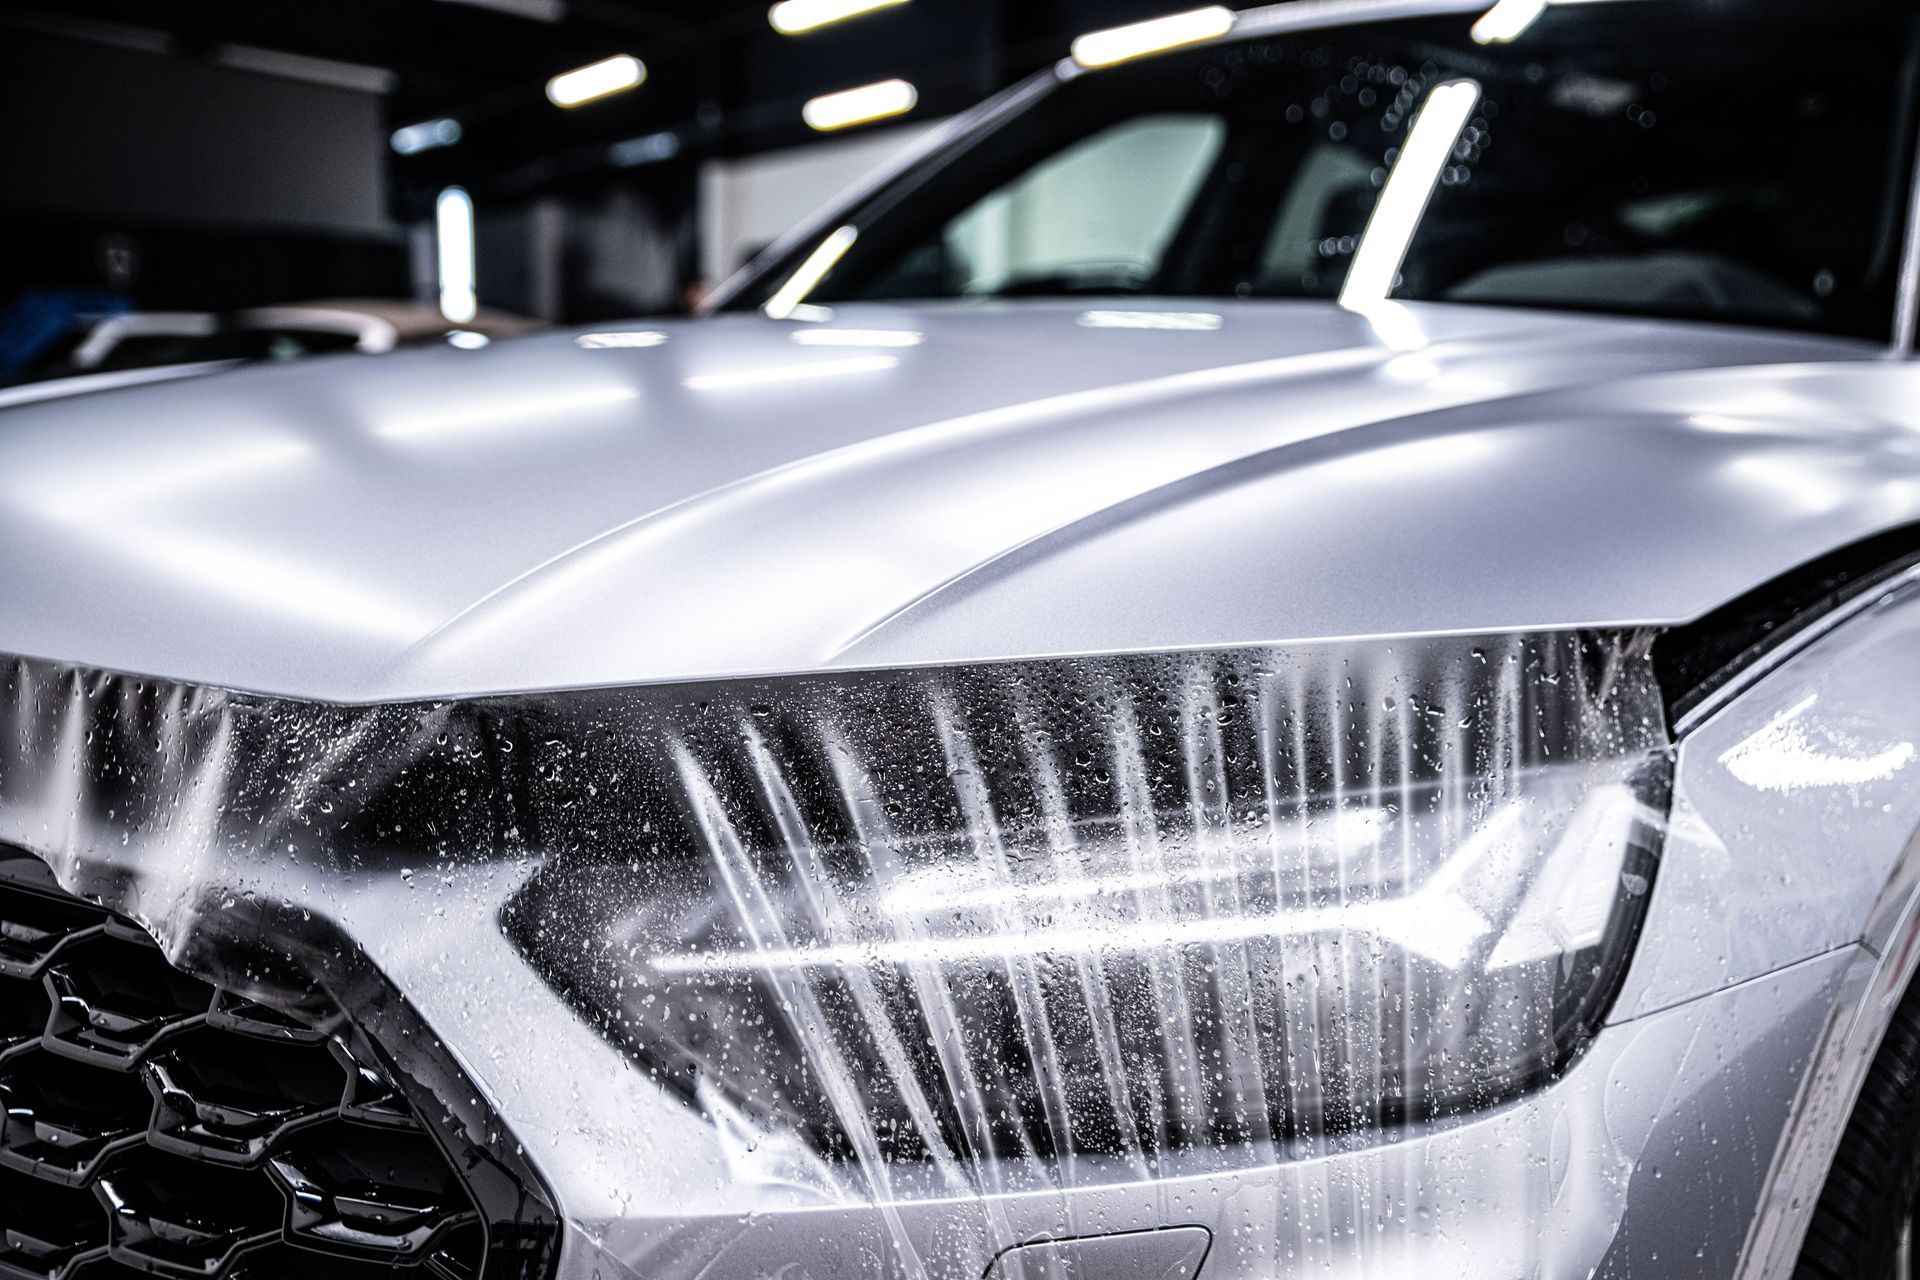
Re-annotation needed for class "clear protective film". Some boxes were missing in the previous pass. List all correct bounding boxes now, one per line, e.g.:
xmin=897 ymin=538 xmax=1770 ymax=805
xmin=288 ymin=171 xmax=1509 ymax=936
xmin=0 ymin=632 xmax=1673 ymax=1278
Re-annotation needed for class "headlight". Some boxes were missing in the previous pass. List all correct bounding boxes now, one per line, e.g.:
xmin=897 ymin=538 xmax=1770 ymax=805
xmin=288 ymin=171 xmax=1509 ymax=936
xmin=500 ymin=630 xmax=1669 ymax=1167
xmin=0 ymin=629 xmax=1668 ymax=1196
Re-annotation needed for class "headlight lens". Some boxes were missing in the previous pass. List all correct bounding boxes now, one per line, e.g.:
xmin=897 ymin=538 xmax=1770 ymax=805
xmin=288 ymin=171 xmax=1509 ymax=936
xmin=0 ymin=630 xmax=1669 ymax=1187
xmin=501 ymin=631 xmax=1669 ymax=1167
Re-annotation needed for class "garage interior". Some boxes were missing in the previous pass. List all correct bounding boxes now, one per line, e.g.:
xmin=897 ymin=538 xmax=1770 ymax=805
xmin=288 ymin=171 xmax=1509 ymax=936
xmin=0 ymin=0 xmax=1181 ymax=343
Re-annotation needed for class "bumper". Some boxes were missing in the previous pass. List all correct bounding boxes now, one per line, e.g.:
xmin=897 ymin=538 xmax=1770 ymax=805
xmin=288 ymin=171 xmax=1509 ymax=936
xmin=532 ymin=948 xmax=1847 ymax=1279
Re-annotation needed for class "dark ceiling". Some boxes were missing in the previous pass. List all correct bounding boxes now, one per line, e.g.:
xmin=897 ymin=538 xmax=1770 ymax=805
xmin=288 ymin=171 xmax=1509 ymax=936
xmin=0 ymin=0 xmax=1190 ymax=207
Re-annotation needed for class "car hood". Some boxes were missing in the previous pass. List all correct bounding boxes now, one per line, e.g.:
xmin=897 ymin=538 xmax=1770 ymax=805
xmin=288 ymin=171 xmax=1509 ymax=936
xmin=0 ymin=298 xmax=1912 ymax=703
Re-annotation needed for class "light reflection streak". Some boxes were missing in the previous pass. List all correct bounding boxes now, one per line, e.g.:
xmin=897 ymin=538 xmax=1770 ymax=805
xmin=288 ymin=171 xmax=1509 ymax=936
xmin=1472 ymin=0 xmax=1549 ymax=44
xmin=683 ymin=355 xmax=898 ymax=391
xmin=78 ymin=524 xmax=436 ymax=643
xmin=1722 ymin=453 xmax=1855 ymax=518
xmin=1341 ymin=80 xmax=1482 ymax=310
xmin=14 ymin=437 xmax=434 ymax=643
xmin=576 ymin=331 xmax=668 ymax=349
xmin=1689 ymin=413 xmax=1757 ymax=433
xmin=1070 ymin=6 xmax=1236 ymax=69
xmin=790 ymin=329 xmax=923 ymax=347
xmin=373 ymin=386 xmax=638 ymax=442
xmin=1721 ymin=694 xmax=1917 ymax=792
xmin=1350 ymin=299 xmax=1430 ymax=352
xmin=650 ymin=806 xmax=1537 ymax=977
xmin=764 ymin=226 xmax=859 ymax=320
xmin=879 ymin=809 xmax=1390 ymax=916
xmin=650 ymin=890 xmax=1489 ymax=975
xmin=1489 ymin=784 xmax=1644 ymax=966
xmin=769 ymin=0 xmax=907 ymax=35
xmin=1077 ymin=310 xmax=1223 ymax=332
xmin=43 ymin=439 xmax=311 ymax=516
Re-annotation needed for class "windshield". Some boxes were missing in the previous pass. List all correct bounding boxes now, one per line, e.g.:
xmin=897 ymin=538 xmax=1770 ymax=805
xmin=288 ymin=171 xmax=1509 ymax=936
xmin=729 ymin=0 xmax=1920 ymax=340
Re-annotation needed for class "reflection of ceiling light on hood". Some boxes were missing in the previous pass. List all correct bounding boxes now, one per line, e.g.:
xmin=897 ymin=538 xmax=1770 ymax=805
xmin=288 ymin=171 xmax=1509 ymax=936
xmin=790 ymin=328 xmax=922 ymax=347
xmin=1352 ymin=299 xmax=1430 ymax=352
xmin=375 ymin=387 xmax=637 ymax=442
xmin=802 ymin=79 xmax=918 ymax=132
xmin=546 ymin=54 xmax=646 ymax=107
xmin=576 ymin=331 xmax=668 ymax=349
xmin=1472 ymin=0 xmax=1549 ymax=44
xmin=40 ymin=439 xmax=311 ymax=517
xmin=769 ymin=0 xmax=907 ymax=35
xmin=683 ymin=355 xmax=897 ymax=391
xmin=1078 ymin=310 xmax=1223 ymax=331
xmin=1070 ymin=6 xmax=1235 ymax=69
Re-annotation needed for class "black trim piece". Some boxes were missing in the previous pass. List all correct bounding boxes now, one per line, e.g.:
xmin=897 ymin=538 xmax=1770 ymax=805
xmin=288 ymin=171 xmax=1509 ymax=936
xmin=1657 ymin=523 xmax=1920 ymax=727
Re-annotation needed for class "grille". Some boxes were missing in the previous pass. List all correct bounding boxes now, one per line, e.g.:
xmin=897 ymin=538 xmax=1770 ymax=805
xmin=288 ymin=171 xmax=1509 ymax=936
xmin=0 ymin=854 xmax=487 ymax=1280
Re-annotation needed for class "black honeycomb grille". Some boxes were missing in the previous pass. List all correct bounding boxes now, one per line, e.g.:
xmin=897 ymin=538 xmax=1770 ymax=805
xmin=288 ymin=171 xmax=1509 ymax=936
xmin=0 ymin=858 xmax=487 ymax=1280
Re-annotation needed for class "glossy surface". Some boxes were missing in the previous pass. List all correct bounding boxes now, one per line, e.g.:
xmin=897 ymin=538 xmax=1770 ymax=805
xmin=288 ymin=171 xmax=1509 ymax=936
xmin=4 ymin=3 xmax=1920 ymax=1279
xmin=0 ymin=618 xmax=1886 ymax=1280
xmin=0 ymin=299 xmax=1906 ymax=703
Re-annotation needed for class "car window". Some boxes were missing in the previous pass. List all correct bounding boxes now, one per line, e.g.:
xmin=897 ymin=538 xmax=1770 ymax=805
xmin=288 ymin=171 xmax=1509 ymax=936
xmin=746 ymin=0 xmax=1920 ymax=342
xmin=1254 ymin=142 xmax=1382 ymax=295
xmin=893 ymin=115 xmax=1225 ymax=298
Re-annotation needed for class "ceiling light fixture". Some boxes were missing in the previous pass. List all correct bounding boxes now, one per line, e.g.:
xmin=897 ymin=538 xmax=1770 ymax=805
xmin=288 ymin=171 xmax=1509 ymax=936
xmin=1070 ymin=6 xmax=1235 ymax=69
xmin=545 ymin=54 xmax=646 ymax=108
xmin=435 ymin=0 xmax=565 ymax=21
xmin=801 ymin=78 xmax=917 ymax=132
xmin=390 ymin=118 xmax=463 ymax=156
xmin=435 ymin=187 xmax=478 ymax=325
xmin=769 ymin=0 xmax=907 ymax=35
xmin=607 ymin=130 xmax=680 ymax=167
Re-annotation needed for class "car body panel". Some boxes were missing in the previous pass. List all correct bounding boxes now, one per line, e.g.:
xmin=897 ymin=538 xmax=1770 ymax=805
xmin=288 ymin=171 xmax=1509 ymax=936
xmin=5 ymin=2 xmax=1920 ymax=1277
xmin=1 ymin=598 xmax=1909 ymax=1280
xmin=1619 ymin=570 xmax=1920 ymax=1018
xmin=0 ymin=298 xmax=1908 ymax=704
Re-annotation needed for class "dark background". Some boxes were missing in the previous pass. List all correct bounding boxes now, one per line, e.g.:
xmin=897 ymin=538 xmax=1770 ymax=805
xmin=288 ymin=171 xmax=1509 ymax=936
xmin=0 ymin=0 xmax=1194 ymax=323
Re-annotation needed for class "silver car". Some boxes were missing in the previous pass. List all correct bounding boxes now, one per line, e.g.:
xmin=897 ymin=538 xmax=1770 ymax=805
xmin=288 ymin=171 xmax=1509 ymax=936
xmin=3 ymin=1 xmax=1920 ymax=1278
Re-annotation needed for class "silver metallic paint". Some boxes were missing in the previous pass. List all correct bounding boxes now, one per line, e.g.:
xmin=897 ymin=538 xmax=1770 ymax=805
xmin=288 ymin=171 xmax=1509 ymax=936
xmin=5 ymin=1 xmax=1920 ymax=1275
xmin=0 ymin=300 xmax=1903 ymax=704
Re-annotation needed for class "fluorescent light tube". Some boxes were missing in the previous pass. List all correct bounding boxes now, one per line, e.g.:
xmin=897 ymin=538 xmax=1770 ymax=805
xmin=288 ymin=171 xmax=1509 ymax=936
xmin=391 ymin=118 xmax=462 ymax=156
xmin=1471 ymin=0 xmax=1549 ymax=44
xmin=769 ymin=0 xmax=907 ymax=35
xmin=436 ymin=187 xmax=477 ymax=324
xmin=546 ymin=54 xmax=645 ymax=108
xmin=801 ymin=78 xmax=917 ymax=131
xmin=1070 ymin=6 xmax=1235 ymax=69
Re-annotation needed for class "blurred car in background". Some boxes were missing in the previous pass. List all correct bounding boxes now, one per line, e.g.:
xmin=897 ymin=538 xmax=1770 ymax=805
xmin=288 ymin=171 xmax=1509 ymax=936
xmin=0 ymin=297 xmax=540 ymax=406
